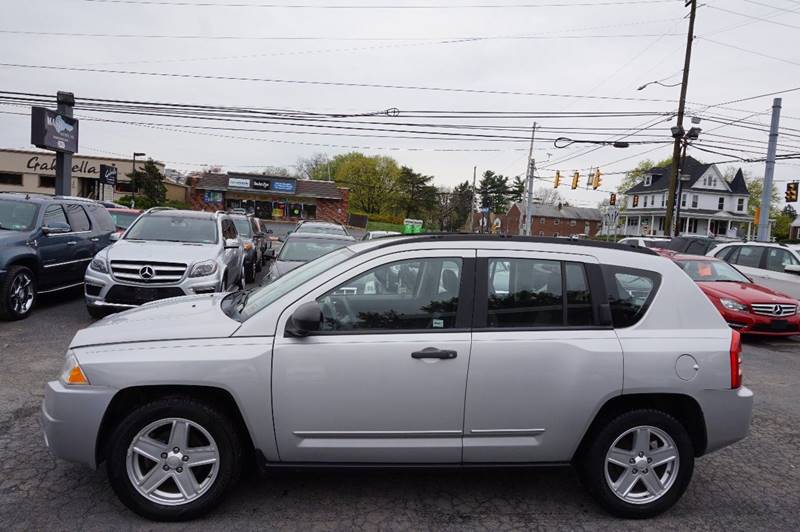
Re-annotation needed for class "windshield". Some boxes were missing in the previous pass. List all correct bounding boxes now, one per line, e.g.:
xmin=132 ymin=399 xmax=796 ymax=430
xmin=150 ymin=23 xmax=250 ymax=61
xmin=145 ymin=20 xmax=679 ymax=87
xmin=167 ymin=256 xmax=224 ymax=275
xmin=676 ymin=259 xmax=750 ymax=283
xmin=125 ymin=215 xmax=218 ymax=244
xmin=110 ymin=211 xmax=139 ymax=229
xmin=278 ymin=239 xmax=349 ymax=262
xmin=0 ymin=200 xmax=38 ymax=231
xmin=239 ymin=247 xmax=354 ymax=320
xmin=233 ymin=218 xmax=252 ymax=238
xmin=297 ymin=224 xmax=346 ymax=236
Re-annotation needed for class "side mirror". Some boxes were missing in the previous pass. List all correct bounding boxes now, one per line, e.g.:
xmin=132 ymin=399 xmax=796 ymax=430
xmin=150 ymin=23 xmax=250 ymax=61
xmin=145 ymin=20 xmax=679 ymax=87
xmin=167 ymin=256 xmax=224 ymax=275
xmin=42 ymin=222 xmax=71 ymax=235
xmin=224 ymin=238 xmax=240 ymax=249
xmin=286 ymin=301 xmax=322 ymax=337
xmin=110 ymin=232 xmax=121 ymax=242
xmin=785 ymin=264 xmax=800 ymax=275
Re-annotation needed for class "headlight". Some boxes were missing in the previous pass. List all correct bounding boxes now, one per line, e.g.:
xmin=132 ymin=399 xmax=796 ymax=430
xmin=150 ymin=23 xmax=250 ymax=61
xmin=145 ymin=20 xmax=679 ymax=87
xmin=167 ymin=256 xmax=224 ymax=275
xmin=720 ymin=298 xmax=748 ymax=312
xmin=243 ymin=242 xmax=253 ymax=251
xmin=89 ymin=257 xmax=108 ymax=274
xmin=189 ymin=260 xmax=218 ymax=278
xmin=60 ymin=352 xmax=90 ymax=386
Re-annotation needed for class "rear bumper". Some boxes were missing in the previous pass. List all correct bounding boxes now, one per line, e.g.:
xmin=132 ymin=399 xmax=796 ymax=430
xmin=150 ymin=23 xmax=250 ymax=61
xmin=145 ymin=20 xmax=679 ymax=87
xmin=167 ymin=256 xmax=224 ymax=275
xmin=697 ymin=386 xmax=754 ymax=455
xmin=41 ymin=380 xmax=116 ymax=469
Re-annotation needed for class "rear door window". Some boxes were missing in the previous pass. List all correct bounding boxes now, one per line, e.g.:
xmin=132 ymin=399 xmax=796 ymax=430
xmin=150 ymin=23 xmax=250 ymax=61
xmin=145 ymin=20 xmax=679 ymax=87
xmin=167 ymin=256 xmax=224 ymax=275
xmin=601 ymin=266 xmax=661 ymax=328
xmin=64 ymin=204 xmax=91 ymax=232
xmin=765 ymin=248 xmax=799 ymax=272
xmin=43 ymin=204 xmax=69 ymax=228
xmin=85 ymin=204 xmax=115 ymax=232
xmin=733 ymin=246 xmax=765 ymax=268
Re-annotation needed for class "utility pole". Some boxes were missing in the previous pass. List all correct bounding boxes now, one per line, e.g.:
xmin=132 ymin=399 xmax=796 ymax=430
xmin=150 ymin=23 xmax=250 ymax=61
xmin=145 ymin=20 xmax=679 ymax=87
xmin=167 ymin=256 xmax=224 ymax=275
xmin=470 ymin=165 xmax=477 ymax=232
xmin=54 ymin=92 xmax=75 ymax=196
xmin=757 ymin=98 xmax=783 ymax=241
xmin=523 ymin=123 xmax=537 ymax=236
xmin=663 ymin=0 xmax=697 ymax=236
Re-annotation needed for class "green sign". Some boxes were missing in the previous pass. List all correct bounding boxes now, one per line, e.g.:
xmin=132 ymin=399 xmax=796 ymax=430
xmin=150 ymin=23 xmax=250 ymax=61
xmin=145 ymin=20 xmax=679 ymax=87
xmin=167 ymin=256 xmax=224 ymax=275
xmin=403 ymin=218 xmax=424 ymax=234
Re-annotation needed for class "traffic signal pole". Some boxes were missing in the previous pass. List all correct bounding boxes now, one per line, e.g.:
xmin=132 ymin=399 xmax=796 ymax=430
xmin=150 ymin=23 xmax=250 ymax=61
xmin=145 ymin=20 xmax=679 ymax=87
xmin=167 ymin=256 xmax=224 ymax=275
xmin=664 ymin=0 xmax=697 ymax=236
xmin=757 ymin=98 xmax=782 ymax=242
xmin=523 ymin=123 xmax=537 ymax=236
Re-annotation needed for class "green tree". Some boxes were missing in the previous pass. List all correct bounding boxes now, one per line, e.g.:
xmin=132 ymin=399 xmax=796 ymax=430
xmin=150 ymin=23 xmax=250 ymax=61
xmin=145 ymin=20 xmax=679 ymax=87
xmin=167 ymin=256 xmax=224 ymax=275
xmin=617 ymin=158 xmax=672 ymax=205
xmin=127 ymin=159 xmax=166 ymax=206
xmin=427 ymin=181 xmax=474 ymax=232
xmin=334 ymin=152 xmax=401 ymax=214
xmin=510 ymin=175 xmax=526 ymax=203
xmin=397 ymin=166 xmax=437 ymax=219
xmin=477 ymin=170 xmax=511 ymax=214
xmin=742 ymin=175 xmax=779 ymax=217
xmin=782 ymin=204 xmax=797 ymax=219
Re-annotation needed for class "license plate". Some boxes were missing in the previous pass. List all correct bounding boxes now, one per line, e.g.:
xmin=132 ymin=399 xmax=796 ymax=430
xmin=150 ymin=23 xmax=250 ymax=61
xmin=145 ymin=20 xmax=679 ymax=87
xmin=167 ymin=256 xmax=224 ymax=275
xmin=770 ymin=319 xmax=788 ymax=330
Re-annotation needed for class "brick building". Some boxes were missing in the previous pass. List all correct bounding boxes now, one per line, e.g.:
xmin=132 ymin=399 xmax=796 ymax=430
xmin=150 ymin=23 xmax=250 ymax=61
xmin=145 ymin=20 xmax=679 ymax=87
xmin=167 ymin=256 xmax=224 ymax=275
xmin=190 ymin=172 xmax=350 ymax=225
xmin=506 ymin=203 xmax=602 ymax=237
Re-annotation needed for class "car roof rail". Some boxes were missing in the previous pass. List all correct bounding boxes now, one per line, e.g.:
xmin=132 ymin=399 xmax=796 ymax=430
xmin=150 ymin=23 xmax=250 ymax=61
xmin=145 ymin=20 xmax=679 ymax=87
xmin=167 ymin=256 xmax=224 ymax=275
xmin=53 ymin=195 xmax=96 ymax=203
xmin=143 ymin=206 xmax=177 ymax=214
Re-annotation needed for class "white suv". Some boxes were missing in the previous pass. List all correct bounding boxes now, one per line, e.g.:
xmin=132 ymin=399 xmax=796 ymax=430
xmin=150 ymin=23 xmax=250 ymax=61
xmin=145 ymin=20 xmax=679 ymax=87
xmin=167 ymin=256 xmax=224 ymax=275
xmin=84 ymin=209 xmax=245 ymax=317
xmin=707 ymin=242 xmax=800 ymax=298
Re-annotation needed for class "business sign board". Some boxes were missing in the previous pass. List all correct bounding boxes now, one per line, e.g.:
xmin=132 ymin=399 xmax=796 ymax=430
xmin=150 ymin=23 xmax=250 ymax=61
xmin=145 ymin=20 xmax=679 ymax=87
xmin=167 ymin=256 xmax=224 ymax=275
xmin=98 ymin=164 xmax=118 ymax=186
xmin=30 ymin=107 xmax=79 ymax=153
xmin=228 ymin=177 xmax=250 ymax=188
xmin=272 ymin=179 xmax=296 ymax=193
xmin=251 ymin=179 xmax=271 ymax=190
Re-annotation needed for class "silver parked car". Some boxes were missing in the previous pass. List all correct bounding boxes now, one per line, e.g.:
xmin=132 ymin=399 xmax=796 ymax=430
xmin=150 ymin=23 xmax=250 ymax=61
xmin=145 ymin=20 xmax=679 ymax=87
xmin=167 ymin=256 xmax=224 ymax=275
xmin=84 ymin=209 xmax=245 ymax=317
xmin=44 ymin=236 xmax=752 ymax=521
xmin=708 ymin=241 xmax=800 ymax=299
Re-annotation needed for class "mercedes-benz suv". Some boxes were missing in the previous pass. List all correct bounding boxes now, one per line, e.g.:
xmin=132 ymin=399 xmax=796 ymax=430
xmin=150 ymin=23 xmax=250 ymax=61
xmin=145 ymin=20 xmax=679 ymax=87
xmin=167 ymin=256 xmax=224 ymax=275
xmin=84 ymin=209 xmax=244 ymax=317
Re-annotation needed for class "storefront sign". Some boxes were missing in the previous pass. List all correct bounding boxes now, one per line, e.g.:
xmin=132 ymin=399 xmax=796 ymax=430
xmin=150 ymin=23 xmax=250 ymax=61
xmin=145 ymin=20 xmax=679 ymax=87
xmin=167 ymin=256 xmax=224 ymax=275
xmin=26 ymin=155 xmax=99 ymax=177
xmin=30 ymin=107 xmax=79 ymax=153
xmin=99 ymin=164 xmax=118 ymax=185
xmin=204 ymin=190 xmax=224 ymax=203
xmin=228 ymin=177 xmax=250 ymax=188
xmin=251 ymin=179 xmax=271 ymax=190
xmin=272 ymin=179 xmax=296 ymax=193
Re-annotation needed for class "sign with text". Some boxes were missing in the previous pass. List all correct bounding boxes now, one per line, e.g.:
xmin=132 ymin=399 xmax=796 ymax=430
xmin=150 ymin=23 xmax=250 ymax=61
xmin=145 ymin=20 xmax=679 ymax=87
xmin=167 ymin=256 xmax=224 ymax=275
xmin=228 ymin=177 xmax=250 ymax=188
xmin=251 ymin=179 xmax=271 ymax=190
xmin=30 ymin=107 xmax=79 ymax=153
xmin=98 ymin=164 xmax=118 ymax=186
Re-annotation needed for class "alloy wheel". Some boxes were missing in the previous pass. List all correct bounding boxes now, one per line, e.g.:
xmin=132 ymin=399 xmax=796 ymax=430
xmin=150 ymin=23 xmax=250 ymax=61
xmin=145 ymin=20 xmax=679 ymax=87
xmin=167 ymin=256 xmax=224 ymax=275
xmin=126 ymin=417 xmax=220 ymax=506
xmin=9 ymin=271 xmax=34 ymax=315
xmin=604 ymin=425 xmax=679 ymax=505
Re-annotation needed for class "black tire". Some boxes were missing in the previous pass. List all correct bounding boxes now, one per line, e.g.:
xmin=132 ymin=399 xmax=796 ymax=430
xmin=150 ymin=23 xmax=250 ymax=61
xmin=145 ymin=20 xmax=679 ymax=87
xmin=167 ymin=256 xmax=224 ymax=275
xmin=86 ymin=305 xmax=107 ymax=319
xmin=245 ymin=262 xmax=256 ymax=284
xmin=579 ymin=409 xmax=694 ymax=519
xmin=106 ymin=397 xmax=242 ymax=522
xmin=0 ymin=265 xmax=37 ymax=320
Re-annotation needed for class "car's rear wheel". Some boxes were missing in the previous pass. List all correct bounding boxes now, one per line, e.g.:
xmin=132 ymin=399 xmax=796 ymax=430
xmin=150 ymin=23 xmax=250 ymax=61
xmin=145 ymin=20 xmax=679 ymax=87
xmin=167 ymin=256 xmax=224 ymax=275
xmin=580 ymin=409 xmax=694 ymax=519
xmin=106 ymin=397 xmax=242 ymax=521
xmin=0 ymin=265 xmax=36 ymax=320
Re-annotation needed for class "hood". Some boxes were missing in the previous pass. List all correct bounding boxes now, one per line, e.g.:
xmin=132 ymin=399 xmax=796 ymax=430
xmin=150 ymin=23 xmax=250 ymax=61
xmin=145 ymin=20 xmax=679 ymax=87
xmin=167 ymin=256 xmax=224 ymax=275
xmin=70 ymin=294 xmax=240 ymax=348
xmin=697 ymin=281 xmax=796 ymax=304
xmin=271 ymin=259 xmax=304 ymax=278
xmin=0 ymin=229 xmax=30 ymax=245
xmin=104 ymin=239 xmax=218 ymax=265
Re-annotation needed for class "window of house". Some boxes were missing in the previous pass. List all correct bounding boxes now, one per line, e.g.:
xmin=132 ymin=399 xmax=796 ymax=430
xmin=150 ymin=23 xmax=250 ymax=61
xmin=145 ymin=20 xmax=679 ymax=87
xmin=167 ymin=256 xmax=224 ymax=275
xmin=570 ymin=219 xmax=577 ymax=226
xmin=643 ymin=196 xmax=648 ymax=207
xmin=64 ymin=204 xmax=91 ymax=232
xmin=116 ymin=182 xmax=135 ymax=193
xmin=644 ymin=175 xmax=652 ymax=186
xmin=0 ymin=173 xmax=23 ymax=186
xmin=318 ymin=257 xmax=462 ymax=331
xmin=718 ymin=197 xmax=725 ymax=210
xmin=712 ymin=178 xmax=717 ymax=187
xmin=737 ymin=198 xmax=744 ymax=212
xmin=661 ymin=194 xmax=665 ymax=207
xmin=39 ymin=175 xmax=55 ymax=188
xmin=691 ymin=195 xmax=698 ymax=208
xmin=553 ymin=232 xmax=559 ymax=237
xmin=538 ymin=231 xmax=544 ymax=237
xmin=553 ymin=219 xmax=560 ymax=225
xmin=539 ymin=217 xmax=546 ymax=224
xmin=681 ymin=194 xmax=686 ymax=207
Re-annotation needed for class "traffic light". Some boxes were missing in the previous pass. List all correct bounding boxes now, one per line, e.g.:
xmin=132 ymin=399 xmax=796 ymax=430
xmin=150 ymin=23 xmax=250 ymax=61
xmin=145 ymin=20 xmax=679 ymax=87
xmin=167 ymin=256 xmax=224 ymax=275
xmin=571 ymin=171 xmax=579 ymax=190
xmin=554 ymin=170 xmax=561 ymax=188
xmin=632 ymin=194 xmax=639 ymax=207
xmin=785 ymin=182 xmax=798 ymax=203
xmin=609 ymin=193 xmax=616 ymax=206
xmin=592 ymin=168 xmax=602 ymax=190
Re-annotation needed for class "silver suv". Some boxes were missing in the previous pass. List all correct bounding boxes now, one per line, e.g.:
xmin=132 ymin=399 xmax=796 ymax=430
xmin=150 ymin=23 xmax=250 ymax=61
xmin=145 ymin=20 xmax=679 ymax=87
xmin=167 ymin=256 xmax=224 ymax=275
xmin=84 ymin=209 xmax=244 ymax=317
xmin=45 ymin=236 xmax=752 ymax=521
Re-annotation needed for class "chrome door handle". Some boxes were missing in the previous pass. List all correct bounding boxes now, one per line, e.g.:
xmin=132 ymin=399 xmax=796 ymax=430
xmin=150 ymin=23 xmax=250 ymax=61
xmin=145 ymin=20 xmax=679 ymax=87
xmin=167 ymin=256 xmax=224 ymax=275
xmin=90 ymin=237 xmax=99 ymax=242
xmin=411 ymin=348 xmax=457 ymax=360
xmin=66 ymin=241 xmax=77 ymax=246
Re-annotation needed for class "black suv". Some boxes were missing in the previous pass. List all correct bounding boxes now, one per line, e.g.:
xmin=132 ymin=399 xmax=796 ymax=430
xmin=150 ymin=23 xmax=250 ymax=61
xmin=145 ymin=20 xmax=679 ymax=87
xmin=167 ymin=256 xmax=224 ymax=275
xmin=0 ymin=193 xmax=115 ymax=320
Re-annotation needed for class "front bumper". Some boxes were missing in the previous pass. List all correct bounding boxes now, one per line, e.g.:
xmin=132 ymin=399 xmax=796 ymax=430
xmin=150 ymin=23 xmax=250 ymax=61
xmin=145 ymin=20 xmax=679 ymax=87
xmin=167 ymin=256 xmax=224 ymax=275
xmin=84 ymin=267 xmax=221 ymax=310
xmin=698 ymin=386 xmax=754 ymax=455
xmin=41 ymin=380 xmax=116 ymax=469
xmin=721 ymin=308 xmax=800 ymax=336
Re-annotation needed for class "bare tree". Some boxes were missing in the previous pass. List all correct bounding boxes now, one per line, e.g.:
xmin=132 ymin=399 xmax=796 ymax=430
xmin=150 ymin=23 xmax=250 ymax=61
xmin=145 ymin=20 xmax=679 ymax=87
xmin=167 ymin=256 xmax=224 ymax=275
xmin=533 ymin=187 xmax=562 ymax=205
xmin=295 ymin=153 xmax=332 ymax=180
xmin=261 ymin=165 xmax=293 ymax=177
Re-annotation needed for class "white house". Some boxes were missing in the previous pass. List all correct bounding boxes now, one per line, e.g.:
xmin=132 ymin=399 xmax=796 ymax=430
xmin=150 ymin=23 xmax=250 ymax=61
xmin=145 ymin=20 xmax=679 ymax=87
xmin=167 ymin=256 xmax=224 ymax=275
xmin=620 ymin=157 xmax=755 ymax=238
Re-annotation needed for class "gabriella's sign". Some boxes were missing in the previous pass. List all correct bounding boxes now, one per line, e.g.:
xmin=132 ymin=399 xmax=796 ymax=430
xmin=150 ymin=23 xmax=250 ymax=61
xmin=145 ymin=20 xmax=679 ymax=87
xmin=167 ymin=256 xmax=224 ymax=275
xmin=26 ymin=156 xmax=100 ymax=177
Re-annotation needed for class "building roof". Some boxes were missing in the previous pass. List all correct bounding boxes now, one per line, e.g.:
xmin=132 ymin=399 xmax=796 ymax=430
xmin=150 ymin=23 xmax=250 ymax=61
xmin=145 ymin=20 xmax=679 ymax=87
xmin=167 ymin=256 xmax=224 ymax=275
xmin=195 ymin=173 xmax=343 ymax=200
xmin=514 ymin=203 xmax=602 ymax=221
xmin=624 ymin=156 xmax=748 ymax=195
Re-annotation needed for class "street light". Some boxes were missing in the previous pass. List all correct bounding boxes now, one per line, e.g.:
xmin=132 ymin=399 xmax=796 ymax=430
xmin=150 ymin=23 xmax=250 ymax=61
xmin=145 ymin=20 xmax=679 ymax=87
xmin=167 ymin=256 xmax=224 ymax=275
xmin=131 ymin=152 xmax=146 ymax=207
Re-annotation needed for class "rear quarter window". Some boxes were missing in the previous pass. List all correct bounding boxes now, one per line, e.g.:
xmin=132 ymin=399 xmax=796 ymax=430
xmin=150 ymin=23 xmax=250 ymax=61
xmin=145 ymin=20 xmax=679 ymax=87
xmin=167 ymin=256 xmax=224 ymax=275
xmin=601 ymin=266 xmax=661 ymax=328
xmin=85 ymin=204 xmax=116 ymax=233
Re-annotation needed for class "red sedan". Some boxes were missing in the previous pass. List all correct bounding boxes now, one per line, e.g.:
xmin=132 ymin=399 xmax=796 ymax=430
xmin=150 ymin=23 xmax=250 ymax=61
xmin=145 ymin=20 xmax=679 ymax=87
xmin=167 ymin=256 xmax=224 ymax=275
xmin=107 ymin=207 xmax=142 ymax=236
xmin=671 ymin=254 xmax=800 ymax=336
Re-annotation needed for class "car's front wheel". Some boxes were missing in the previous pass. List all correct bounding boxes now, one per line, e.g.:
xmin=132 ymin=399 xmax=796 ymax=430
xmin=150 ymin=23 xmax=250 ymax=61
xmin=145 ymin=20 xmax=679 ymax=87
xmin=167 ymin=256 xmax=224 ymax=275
xmin=580 ymin=409 xmax=694 ymax=519
xmin=106 ymin=397 xmax=242 ymax=521
xmin=0 ymin=265 xmax=37 ymax=320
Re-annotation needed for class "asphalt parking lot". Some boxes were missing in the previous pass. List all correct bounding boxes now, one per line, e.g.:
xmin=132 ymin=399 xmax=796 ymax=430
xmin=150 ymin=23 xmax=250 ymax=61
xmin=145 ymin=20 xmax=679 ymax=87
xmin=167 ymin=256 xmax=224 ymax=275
xmin=1 ymin=285 xmax=799 ymax=530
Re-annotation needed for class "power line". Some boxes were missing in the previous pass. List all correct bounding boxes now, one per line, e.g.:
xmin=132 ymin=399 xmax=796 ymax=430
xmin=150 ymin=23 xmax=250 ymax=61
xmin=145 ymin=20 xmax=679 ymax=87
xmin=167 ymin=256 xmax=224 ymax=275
xmin=77 ymin=0 xmax=676 ymax=8
xmin=705 ymin=4 xmax=800 ymax=30
xmin=699 ymin=37 xmax=800 ymax=68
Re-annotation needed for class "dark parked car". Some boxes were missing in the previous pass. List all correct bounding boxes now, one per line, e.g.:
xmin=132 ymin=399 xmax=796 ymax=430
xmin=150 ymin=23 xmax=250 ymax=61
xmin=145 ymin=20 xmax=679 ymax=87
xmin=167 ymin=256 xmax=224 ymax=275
xmin=0 ymin=193 xmax=115 ymax=320
xmin=663 ymin=236 xmax=722 ymax=256
xmin=266 ymin=232 xmax=352 ymax=281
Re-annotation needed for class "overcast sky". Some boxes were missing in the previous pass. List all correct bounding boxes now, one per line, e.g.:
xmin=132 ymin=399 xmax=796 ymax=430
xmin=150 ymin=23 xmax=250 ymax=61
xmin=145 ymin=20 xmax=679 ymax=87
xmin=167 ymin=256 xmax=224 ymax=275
xmin=1 ymin=0 xmax=799 ymax=207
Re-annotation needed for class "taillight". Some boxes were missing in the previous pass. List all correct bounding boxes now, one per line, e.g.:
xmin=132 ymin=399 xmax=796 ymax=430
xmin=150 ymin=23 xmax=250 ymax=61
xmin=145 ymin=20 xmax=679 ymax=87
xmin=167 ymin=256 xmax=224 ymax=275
xmin=730 ymin=329 xmax=742 ymax=389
